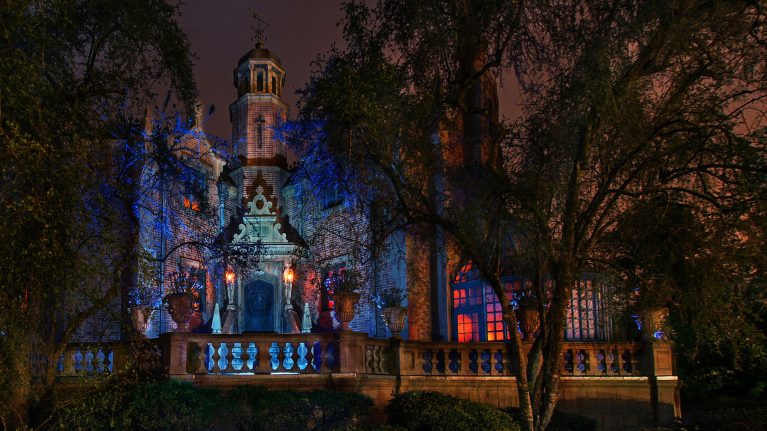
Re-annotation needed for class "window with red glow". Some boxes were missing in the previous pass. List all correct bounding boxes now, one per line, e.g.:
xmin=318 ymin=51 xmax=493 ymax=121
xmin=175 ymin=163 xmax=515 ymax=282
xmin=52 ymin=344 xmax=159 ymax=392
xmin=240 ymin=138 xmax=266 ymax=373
xmin=182 ymin=169 xmax=206 ymax=212
xmin=457 ymin=313 xmax=479 ymax=342
xmin=486 ymin=301 xmax=505 ymax=341
xmin=453 ymin=288 xmax=467 ymax=308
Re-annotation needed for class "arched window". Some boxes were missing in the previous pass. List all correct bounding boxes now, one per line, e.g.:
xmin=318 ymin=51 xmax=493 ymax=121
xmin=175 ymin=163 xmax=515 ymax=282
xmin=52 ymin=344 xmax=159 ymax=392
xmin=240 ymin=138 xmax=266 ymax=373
xmin=257 ymin=73 xmax=264 ymax=92
xmin=271 ymin=76 xmax=277 ymax=95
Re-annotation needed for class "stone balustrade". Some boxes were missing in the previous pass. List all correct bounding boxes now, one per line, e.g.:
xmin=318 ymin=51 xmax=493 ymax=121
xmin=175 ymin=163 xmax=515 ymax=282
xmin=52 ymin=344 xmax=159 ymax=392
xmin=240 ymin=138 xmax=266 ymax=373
xmin=155 ymin=332 xmax=673 ymax=379
xmin=49 ymin=335 xmax=677 ymax=430
xmin=31 ymin=343 xmax=124 ymax=377
xmin=161 ymin=332 xmax=339 ymax=376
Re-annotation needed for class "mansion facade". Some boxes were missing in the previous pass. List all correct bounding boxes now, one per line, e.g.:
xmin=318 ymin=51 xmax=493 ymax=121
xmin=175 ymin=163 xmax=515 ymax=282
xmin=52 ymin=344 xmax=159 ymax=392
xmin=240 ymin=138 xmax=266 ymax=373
xmin=75 ymin=41 xmax=614 ymax=346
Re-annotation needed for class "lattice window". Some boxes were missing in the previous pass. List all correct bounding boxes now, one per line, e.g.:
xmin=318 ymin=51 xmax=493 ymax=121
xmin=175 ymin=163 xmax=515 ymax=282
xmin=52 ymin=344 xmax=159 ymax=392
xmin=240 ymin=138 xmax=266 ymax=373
xmin=452 ymin=288 xmax=467 ymax=308
xmin=457 ymin=312 xmax=479 ymax=342
xmin=485 ymin=301 xmax=505 ymax=341
xmin=565 ymin=278 xmax=612 ymax=341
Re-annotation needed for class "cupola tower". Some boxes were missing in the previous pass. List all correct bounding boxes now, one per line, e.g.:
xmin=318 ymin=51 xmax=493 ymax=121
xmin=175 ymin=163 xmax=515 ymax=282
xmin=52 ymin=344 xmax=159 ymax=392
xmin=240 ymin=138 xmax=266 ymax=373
xmin=229 ymin=40 xmax=289 ymax=207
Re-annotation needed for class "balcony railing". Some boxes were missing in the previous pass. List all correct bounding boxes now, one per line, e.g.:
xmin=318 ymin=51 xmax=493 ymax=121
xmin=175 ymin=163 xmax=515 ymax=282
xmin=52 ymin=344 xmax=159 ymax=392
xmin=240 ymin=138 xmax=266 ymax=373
xmin=43 ymin=333 xmax=672 ymax=380
xmin=181 ymin=333 xmax=339 ymax=375
xmin=158 ymin=332 xmax=672 ymax=379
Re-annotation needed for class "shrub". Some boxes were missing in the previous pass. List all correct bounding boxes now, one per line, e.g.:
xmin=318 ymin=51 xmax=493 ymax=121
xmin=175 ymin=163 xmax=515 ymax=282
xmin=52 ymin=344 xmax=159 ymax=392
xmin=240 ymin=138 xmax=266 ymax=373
xmin=49 ymin=381 xmax=373 ymax=430
xmin=121 ymin=380 xmax=221 ymax=430
xmin=50 ymin=378 xmax=222 ymax=430
xmin=386 ymin=391 xmax=519 ymax=431
xmin=504 ymin=407 xmax=597 ymax=431
xmin=227 ymin=386 xmax=374 ymax=431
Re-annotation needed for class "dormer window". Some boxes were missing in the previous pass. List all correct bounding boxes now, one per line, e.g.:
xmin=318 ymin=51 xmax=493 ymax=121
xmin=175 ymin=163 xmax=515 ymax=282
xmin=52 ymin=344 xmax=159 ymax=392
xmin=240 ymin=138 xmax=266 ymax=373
xmin=321 ymin=185 xmax=342 ymax=210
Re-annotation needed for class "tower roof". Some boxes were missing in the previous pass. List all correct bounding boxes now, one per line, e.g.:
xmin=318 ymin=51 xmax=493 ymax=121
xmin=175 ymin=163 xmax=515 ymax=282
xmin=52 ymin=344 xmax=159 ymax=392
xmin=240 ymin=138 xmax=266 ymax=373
xmin=238 ymin=42 xmax=282 ymax=67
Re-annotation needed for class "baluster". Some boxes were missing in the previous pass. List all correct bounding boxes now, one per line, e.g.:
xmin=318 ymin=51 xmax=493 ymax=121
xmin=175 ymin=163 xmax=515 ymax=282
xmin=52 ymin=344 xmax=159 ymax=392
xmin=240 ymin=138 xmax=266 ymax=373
xmin=94 ymin=349 xmax=105 ymax=374
xmin=212 ymin=342 xmax=223 ymax=373
xmin=231 ymin=342 xmax=244 ymax=371
xmin=283 ymin=342 xmax=295 ymax=371
xmin=494 ymin=349 xmax=504 ymax=375
xmin=193 ymin=342 xmax=206 ymax=374
xmin=216 ymin=342 xmax=226 ymax=372
xmin=269 ymin=342 xmax=280 ymax=371
xmin=608 ymin=348 xmax=619 ymax=373
xmin=378 ymin=346 xmax=388 ymax=374
xmin=576 ymin=349 xmax=588 ymax=374
xmin=107 ymin=349 xmax=114 ymax=373
xmin=247 ymin=342 xmax=258 ymax=371
xmin=84 ymin=349 xmax=94 ymax=373
xmin=312 ymin=341 xmax=322 ymax=372
xmin=296 ymin=342 xmax=308 ymax=371
xmin=422 ymin=349 xmax=433 ymax=374
xmin=73 ymin=350 xmax=84 ymax=374
xmin=469 ymin=349 xmax=479 ymax=374
xmin=206 ymin=343 xmax=214 ymax=372
xmin=448 ymin=349 xmax=460 ymax=374
xmin=562 ymin=349 xmax=574 ymax=374
xmin=621 ymin=349 xmax=632 ymax=374
xmin=480 ymin=349 xmax=492 ymax=374
xmin=595 ymin=349 xmax=606 ymax=374
xmin=436 ymin=349 xmax=446 ymax=374
xmin=365 ymin=346 xmax=374 ymax=373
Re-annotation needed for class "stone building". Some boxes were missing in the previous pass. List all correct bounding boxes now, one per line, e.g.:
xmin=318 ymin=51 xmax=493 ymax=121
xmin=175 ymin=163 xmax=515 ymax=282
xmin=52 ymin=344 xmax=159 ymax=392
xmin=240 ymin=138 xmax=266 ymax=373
xmin=119 ymin=40 xmax=617 ymax=344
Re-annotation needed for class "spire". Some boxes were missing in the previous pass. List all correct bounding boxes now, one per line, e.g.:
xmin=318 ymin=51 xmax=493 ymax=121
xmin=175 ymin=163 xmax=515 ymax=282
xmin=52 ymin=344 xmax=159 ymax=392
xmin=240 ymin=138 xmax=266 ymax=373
xmin=250 ymin=9 xmax=269 ymax=48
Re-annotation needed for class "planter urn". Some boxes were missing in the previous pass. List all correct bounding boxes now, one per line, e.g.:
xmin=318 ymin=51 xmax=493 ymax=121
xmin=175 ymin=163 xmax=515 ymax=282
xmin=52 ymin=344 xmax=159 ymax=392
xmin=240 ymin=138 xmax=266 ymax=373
xmin=131 ymin=305 xmax=155 ymax=337
xmin=519 ymin=308 xmax=540 ymax=340
xmin=166 ymin=292 xmax=195 ymax=332
xmin=334 ymin=292 xmax=360 ymax=332
xmin=383 ymin=306 xmax=408 ymax=337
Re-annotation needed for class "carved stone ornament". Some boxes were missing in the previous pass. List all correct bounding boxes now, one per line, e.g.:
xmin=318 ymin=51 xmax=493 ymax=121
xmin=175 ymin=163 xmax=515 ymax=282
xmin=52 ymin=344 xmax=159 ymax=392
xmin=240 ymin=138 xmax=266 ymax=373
xmin=232 ymin=187 xmax=289 ymax=244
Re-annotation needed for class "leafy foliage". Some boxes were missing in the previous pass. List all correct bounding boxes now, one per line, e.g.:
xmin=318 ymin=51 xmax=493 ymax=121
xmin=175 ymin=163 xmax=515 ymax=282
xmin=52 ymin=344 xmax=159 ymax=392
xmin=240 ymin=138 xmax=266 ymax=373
xmin=221 ymin=386 xmax=374 ymax=431
xmin=48 ymin=381 xmax=374 ymax=431
xmin=49 ymin=378 xmax=220 ymax=430
xmin=299 ymin=1 xmax=767 ymax=430
xmin=0 ymin=0 xmax=197 ymax=425
xmin=385 ymin=391 xmax=520 ymax=431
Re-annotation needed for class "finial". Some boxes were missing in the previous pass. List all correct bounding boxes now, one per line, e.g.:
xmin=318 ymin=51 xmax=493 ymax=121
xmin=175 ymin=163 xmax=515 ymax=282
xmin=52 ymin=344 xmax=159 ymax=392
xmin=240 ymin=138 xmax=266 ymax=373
xmin=249 ymin=9 xmax=269 ymax=47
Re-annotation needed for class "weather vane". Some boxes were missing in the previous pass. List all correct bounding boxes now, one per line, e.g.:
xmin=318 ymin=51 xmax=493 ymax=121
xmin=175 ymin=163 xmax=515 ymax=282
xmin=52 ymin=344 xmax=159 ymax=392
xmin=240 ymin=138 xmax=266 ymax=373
xmin=250 ymin=9 xmax=269 ymax=46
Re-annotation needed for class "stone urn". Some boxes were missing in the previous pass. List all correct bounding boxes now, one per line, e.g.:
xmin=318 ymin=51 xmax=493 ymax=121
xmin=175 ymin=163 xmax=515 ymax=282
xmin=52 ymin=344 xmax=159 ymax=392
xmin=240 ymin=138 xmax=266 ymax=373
xmin=165 ymin=292 xmax=195 ymax=332
xmin=334 ymin=292 xmax=360 ymax=331
xmin=131 ymin=306 xmax=155 ymax=337
xmin=642 ymin=306 xmax=669 ymax=341
xmin=519 ymin=308 xmax=540 ymax=340
xmin=383 ymin=306 xmax=408 ymax=337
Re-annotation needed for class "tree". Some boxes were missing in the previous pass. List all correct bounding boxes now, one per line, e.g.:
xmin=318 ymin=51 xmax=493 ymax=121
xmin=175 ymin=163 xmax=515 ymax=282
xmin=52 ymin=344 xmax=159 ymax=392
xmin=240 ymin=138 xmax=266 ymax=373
xmin=0 ymin=0 xmax=197 ymax=426
xmin=609 ymin=195 xmax=767 ymax=397
xmin=298 ymin=1 xmax=767 ymax=430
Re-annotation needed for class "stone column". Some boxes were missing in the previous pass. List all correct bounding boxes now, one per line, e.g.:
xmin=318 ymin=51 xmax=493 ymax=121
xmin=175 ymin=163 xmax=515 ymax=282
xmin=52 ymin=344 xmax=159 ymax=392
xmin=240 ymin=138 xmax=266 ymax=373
xmin=642 ymin=341 xmax=681 ymax=424
xmin=336 ymin=331 xmax=367 ymax=374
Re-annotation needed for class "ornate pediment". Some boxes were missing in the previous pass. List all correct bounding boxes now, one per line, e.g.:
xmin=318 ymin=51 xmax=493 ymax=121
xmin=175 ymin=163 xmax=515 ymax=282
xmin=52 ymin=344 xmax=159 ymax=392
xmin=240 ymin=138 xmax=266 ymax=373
xmin=232 ymin=187 xmax=289 ymax=244
xmin=246 ymin=186 xmax=274 ymax=216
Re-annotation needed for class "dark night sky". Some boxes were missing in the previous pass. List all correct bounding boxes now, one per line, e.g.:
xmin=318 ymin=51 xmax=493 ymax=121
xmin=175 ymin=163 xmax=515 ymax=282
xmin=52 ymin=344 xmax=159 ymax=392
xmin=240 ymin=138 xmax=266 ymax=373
xmin=177 ymin=0 xmax=519 ymax=141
